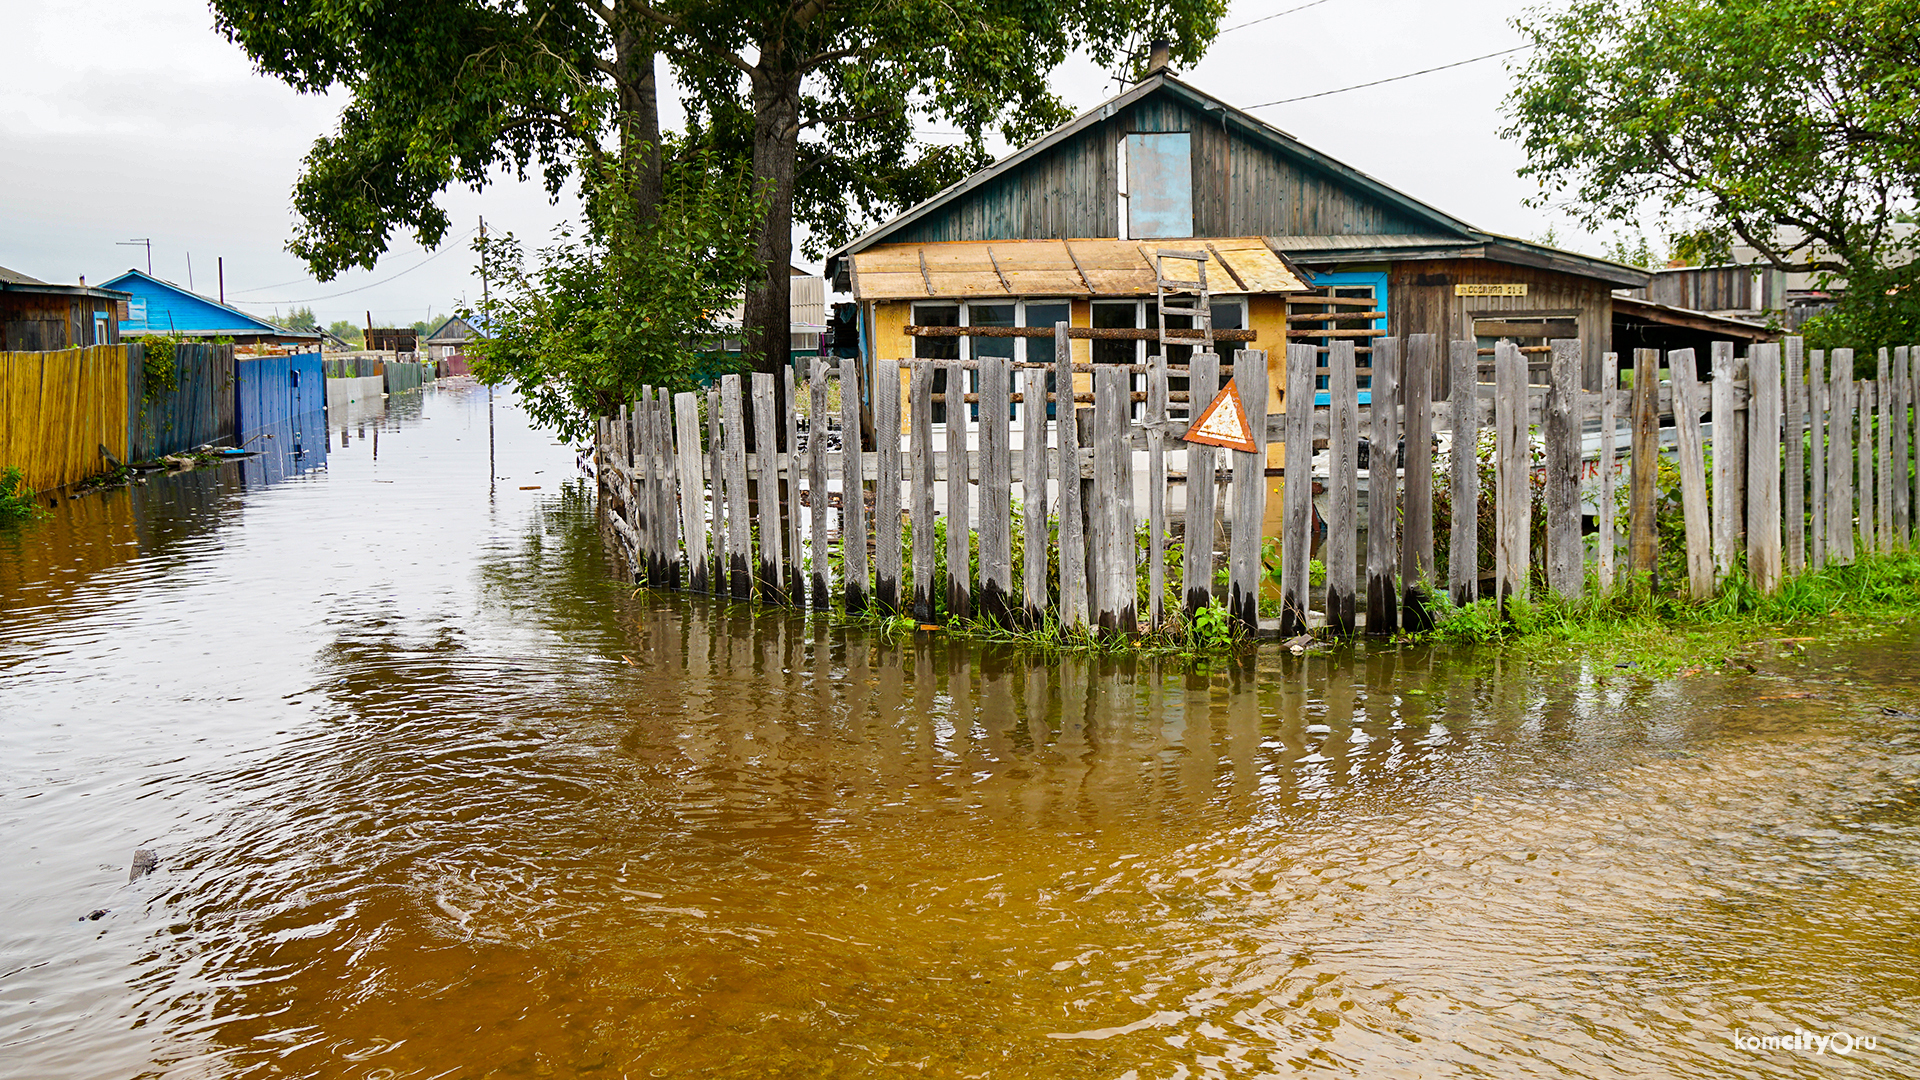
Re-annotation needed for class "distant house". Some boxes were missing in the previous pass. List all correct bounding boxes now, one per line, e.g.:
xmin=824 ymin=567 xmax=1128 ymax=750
xmin=100 ymin=269 xmax=321 ymax=346
xmin=1 ymin=263 xmax=131 ymax=350
xmin=423 ymin=315 xmax=483 ymax=362
xmin=714 ymin=268 xmax=831 ymax=363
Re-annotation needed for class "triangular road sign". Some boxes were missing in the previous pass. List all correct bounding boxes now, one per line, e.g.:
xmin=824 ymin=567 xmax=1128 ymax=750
xmin=1183 ymin=378 xmax=1257 ymax=453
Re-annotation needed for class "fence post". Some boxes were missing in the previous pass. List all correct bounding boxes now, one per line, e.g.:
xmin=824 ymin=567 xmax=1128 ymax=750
xmin=783 ymin=367 xmax=804 ymax=599
xmin=944 ymin=358 xmax=972 ymax=622
xmin=873 ymin=360 xmax=901 ymax=612
xmin=1830 ymin=350 xmax=1854 ymax=564
xmin=1546 ymin=337 xmax=1583 ymax=599
xmin=1020 ymin=366 xmax=1050 ymax=625
xmin=809 ymin=358 xmax=832 ymax=608
xmin=1859 ymin=378 xmax=1876 ymax=555
xmin=1810 ymin=349 xmax=1828 ymax=566
xmin=722 ymin=375 xmax=752 ymax=598
xmin=707 ymin=387 xmax=728 ymax=596
xmin=1401 ymin=333 xmax=1436 ymax=628
xmin=1599 ymin=351 xmax=1619 ymax=592
xmin=1710 ymin=342 xmax=1737 ymax=585
xmin=1448 ymin=339 xmax=1479 ymax=606
xmin=1093 ymin=364 xmax=1133 ymax=633
xmin=978 ymin=354 xmax=1013 ymax=625
xmin=1328 ymin=341 xmax=1360 ymax=633
xmin=1494 ymin=339 xmax=1528 ymax=609
xmin=1671 ymin=349 xmax=1714 ymax=600
xmin=840 ymin=359 xmax=870 ymax=611
xmin=657 ymin=388 xmax=681 ymax=588
xmin=1147 ymin=353 xmax=1168 ymax=630
xmin=1056 ymin=323 xmax=1087 ymax=631
xmin=909 ymin=361 xmax=937 ymax=620
xmin=1894 ymin=344 xmax=1911 ymax=548
xmin=1368 ymin=336 xmax=1401 ymax=632
xmin=675 ymin=391 xmax=707 ymax=594
xmin=1878 ymin=349 xmax=1894 ymax=551
xmin=1784 ymin=337 xmax=1806 ymax=574
xmin=1629 ymin=348 xmax=1660 ymax=585
xmin=1228 ymin=349 xmax=1269 ymax=631
xmin=1182 ymin=352 xmax=1219 ymax=624
xmin=751 ymin=372 xmax=785 ymax=603
xmin=1281 ymin=342 xmax=1315 ymax=637
xmin=1748 ymin=342 xmax=1783 ymax=591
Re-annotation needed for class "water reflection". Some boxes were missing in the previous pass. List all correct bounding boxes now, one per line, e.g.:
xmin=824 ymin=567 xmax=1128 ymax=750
xmin=0 ymin=386 xmax=1915 ymax=1079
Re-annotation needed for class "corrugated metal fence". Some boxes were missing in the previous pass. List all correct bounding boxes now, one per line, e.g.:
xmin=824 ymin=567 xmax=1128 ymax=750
xmin=129 ymin=343 xmax=236 ymax=460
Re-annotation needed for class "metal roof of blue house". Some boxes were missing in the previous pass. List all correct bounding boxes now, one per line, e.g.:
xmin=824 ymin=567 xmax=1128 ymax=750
xmin=101 ymin=269 xmax=320 ymax=341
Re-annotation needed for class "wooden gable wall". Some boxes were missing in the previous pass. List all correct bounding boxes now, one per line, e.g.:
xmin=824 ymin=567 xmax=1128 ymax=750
xmin=890 ymin=87 xmax=1440 ymax=245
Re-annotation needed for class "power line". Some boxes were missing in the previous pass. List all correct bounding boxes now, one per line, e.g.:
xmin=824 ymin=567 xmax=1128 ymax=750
xmin=1220 ymin=0 xmax=1338 ymax=34
xmin=1244 ymin=44 xmax=1531 ymax=108
xmin=226 ymin=228 xmax=479 ymax=306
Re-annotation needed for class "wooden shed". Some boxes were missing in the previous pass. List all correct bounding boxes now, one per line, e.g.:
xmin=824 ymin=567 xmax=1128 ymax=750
xmin=1 ymin=264 xmax=130 ymax=351
xmin=825 ymin=72 xmax=1651 ymax=401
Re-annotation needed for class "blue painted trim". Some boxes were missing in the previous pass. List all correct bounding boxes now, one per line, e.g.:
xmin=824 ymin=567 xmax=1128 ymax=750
xmin=1297 ymin=268 xmax=1388 ymax=330
xmin=1313 ymin=390 xmax=1373 ymax=407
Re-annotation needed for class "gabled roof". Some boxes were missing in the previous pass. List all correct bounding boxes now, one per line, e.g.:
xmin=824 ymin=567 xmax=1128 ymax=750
xmin=826 ymin=73 xmax=1649 ymax=290
xmin=101 ymin=268 xmax=319 ymax=339
xmin=0 ymin=263 xmax=47 ymax=286
xmin=0 ymin=261 xmax=131 ymax=300
xmin=426 ymin=314 xmax=486 ymax=342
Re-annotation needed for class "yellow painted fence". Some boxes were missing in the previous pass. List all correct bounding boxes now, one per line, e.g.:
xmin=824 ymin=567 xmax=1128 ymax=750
xmin=0 ymin=345 xmax=131 ymax=493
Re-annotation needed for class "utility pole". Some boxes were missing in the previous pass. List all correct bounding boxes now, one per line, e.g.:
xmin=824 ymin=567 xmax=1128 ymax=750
xmin=118 ymin=239 xmax=151 ymax=275
xmin=218 ymin=257 xmax=224 ymax=304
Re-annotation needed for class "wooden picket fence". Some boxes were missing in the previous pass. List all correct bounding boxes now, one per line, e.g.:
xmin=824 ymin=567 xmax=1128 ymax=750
xmin=595 ymin=332 xmax=1918 ymax=638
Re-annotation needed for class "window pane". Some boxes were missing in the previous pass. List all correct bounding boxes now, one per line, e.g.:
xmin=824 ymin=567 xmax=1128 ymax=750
xmin=913 ymin=304 xmax=959 ymax=361
xmin=968 ymin=303 xmax=1016 ymax=359
xmin=1092 ymin=301 xmax=1136 ymax=366
xmin=1023 ymin=302 xmax=1071 ymax=366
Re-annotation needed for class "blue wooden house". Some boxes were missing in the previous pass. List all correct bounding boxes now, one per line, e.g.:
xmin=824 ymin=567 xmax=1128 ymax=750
xmin=101 ymin=269 xmax=321 ymax=347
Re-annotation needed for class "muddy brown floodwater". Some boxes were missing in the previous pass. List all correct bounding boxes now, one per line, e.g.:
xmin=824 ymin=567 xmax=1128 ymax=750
xmin=2 ymin=384 xmax=1917 ymax=1079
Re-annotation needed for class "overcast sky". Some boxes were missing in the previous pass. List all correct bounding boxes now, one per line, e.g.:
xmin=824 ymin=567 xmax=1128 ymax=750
xmin=0 ymin=0 xmax=1602 ymax=329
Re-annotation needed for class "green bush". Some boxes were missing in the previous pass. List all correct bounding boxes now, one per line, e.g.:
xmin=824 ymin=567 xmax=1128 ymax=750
xmin=0 ymin=466 xmax=43 ymax=523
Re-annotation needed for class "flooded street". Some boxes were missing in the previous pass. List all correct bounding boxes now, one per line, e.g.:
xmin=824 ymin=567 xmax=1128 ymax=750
xmin=2 ymin=383 xmax=1916 ymax=1078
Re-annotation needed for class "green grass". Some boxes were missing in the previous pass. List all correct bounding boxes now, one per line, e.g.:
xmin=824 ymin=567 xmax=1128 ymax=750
xmin=0 ymin=466 xmax=43 ymax=524
xmin=1419 ymin=550 xmax=1920 ymax=675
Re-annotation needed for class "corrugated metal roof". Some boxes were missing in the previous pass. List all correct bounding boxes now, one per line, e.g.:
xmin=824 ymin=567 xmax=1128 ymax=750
xmin=0 ymin=264 xmax=48 ymax=285
xmin=851 ymin=237 xmax=1306 ymax=300
xmin=1264 ymin=234 xmax=1462 ymax=251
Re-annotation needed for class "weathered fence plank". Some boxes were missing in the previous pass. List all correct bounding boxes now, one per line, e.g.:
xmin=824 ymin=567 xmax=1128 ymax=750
xmin=676 ymin=391 xmax=707 ymax=593
xmin=1147 ymin=353 xmax=1168 ymax=630
xmin=1181 ymin=352 xmax=1219 ymax=626
xmin=1630 ymin=348 xmax=1660 ymax=584
xmin=1057 ymin=323 xmax=1088 ymax=631
xmin=1710 ymin=342 xmax=1737 ymax=584
xmin=839 ymin=360 xmax=868 ymax=611
xmin=1878 ymin=351 xmax=1894 ymax=551
xmin=1228 ymin=349 xmax=1269 ymax=631
xmin=1546 ymin=337 xmax=1582 ymax=598
xmin=1368 ymin=336 xmax=1401 ymax=632
xmin=722 ymin=375 xmax=752 ymax=598
xmin=1329 ymin=341 xmax=1360 ymax=631
xmin=1494 ymin=339 xmax=1527 ymax=608
xmin=1094 ymin=364 xmax=1134 ymax=633
xmin=1281 ymin=343 xmax=1315 ymax=636
xmin=1020 ymin=366 xmax=1049 ymax=624
xmin=1784 ymin=337 xmax=1805 ymax=574
xmin=978 ymin=355 xmax=1013 ymax=624
xmin=945 ymin=358 xmax=973 ymax=622
xmin=1599 ymin=351 xmax=1619 ymax=591
xmin=1896 ymin=345 xmax=1912 ymax=547
xmin=1831 ymin=352 xmax=1855 ymax=563
xmin=809 ymin=359 xmax=832 ymax=607
xmin=1748 ymin=342 xmax=1782 ymax=591
xmin=1811 ymin=349 xmax=1828 ymax=566
xmin=1401 ymin=333 xmax=1435 ymax=628
xmin=707 ymin=388 xmax=728 ymax=596
xmin=1860 ymin=379 xmax=1877 ymax=555
xmin=751 ymin=373 xmax=785 ymax=603
xmin=1670 ymin=349 xmax=1713 ymax=600
xmin=1448 ymin=339 xmax=1479 ymax=605
xmin=872 ymin=361 xmax=900 ymax=612
xmin=657 ymin=388 xmax=681 ymax=588
xmin=910 ymin=361 xmax=936 ymax=619
xmin=783 ymin=368 xmax=805 ymax=599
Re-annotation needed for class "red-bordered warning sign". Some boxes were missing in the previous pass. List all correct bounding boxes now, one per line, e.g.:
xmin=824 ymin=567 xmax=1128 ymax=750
xmin=1182 ymin=378 xmax=1257 ymax=453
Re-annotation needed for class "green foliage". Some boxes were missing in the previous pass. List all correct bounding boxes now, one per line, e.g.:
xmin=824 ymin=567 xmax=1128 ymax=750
xmin=137 ymin=334 xmax=180 ymax=400
xmin=325 ymin=320 xmax=365 ymax=348
xmin=469 ymin=149 xmax=765 ymax=441
xmin=1506 ymin=0 xmax=1920 ymax=341
xmin=0 ymin=466 xmax=42 ymax=524
xmin=1799 ymin=260 xmax=1920 ymax=364
xmin=268 ymin=305 xmax=319 ymax=332
xmin=1602 ymin=231 xmax=1662 ymax=270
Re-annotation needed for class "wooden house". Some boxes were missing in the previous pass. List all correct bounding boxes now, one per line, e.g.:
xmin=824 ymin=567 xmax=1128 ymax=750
xmin=1 ymin=264 xmax=130 ymax=351
xmin=101 ymin=269 xmax=321 ymax=347
xmin=825 ymin=72 xmax=1652 ymax=405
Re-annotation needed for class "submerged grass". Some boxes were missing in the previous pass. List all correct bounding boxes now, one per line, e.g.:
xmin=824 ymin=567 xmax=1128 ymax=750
xmin=1420 ymin=550 xmax=1920 ymax=675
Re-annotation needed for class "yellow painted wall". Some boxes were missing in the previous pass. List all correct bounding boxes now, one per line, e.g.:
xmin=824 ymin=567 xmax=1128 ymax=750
xmin=0 ymin=345 xmax=131 ymax=493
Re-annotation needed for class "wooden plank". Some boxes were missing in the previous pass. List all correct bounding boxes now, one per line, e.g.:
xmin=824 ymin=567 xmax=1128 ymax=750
xmin=945 ymin=358 xmax=972 ymax=622
xmin=1909 ymin=344 xmax=1919 ymax=549
xmin=978 ymin=354 xmax=1013 ymax=624
xmin=910 ymin=361 xmax=937 ymax=619
xmin=1896 ymin=345 xmax=1912 ymax=548
xmin=1020 ymin=366 xmax=1049 ymax=624
xmin=708 ymin=387 xmax=729 ymax=596
xmin=1281 ymin=342 xmax=1315 ymax=636
xmin=1146 ymin=353 xmax=1168 ymax=629
xmin=1671 ymin=349 xmax=1714 ymax=601
xmin=1783 ymin=337 xmax=1805 ymax=574
xmin=1368 ymin=336 xmax=1401 ymax=632
xmin=1056 ymin=323 xmax=1087 ymax=631
xmin=1077 ymin=407 xmax=1100 ymax=621
xmin=1878 ymin=350 xmax=1894 ymax=551
xmin=638 ymin=396 xmax=658 ymax=584
xmin=1545 ymin=338 xmax=1583 ymax=599
xmin=752 ymin=372 xmax=786 ymax=603
xmin=1747 ymin=342 xmax=1783 ymax=591
xmin=1810 ymin=349 xmax=1828 ymax=567
xmin=1449 ymin=339 xmax=1480 ymax=605
xmin=658 ymin=388 xmax=681 ymax=588
xmin=1629 ymin=348 xmax=1660 ymax=585
xmin=676 ymin=391 xmax=706 ymax=593
xmin=784 ymin=367 xmax=805 ymax=599
xmin=1860 ymin=379 xmax=1877 ymax=555
xmin=1710 ymin=342 xmax=1737 ymax=585
xmin=809 ymin=358 xmax=832 ymax=608
xmin=1326 ymin=342 xmax=1359 ymax=632
xmin=841 ymin=359 xmax=870 ymax=611
xmin=1095 ymin=364 xmax=1136 ymax=633
xmin=1228 ymin=349 xmax=1269 ymax=631
xmin=1401 ymin=333 xmax=1436 ymax=628
xmin=722 ymin=376 xmax=752 ymax=597
xmin=1829 ymin=355 xmax=1855 ymax=564
xmin=624 ymin=401 xmax=645 ymax=583
xmin=1493 ymin=339 xmax=1527 ymax=609
xmin=1182 ymin=352 xmax=1218 ymax=624
xmin=1091 ymin=366 xmax=1120 ymax=632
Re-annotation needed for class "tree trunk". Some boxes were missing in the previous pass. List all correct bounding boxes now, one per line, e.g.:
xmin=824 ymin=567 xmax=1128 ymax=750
xmin=744 ymin=58 xmax=801 ymax=378
xmin=612 ymin=0 xmax=662 ymax=223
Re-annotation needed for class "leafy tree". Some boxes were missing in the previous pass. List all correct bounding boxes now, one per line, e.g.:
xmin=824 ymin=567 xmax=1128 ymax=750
xmin=269 ymin=305 xmax=320 ymax=331
xmin=467 ymin=149 xmax=765 ymax=440
xmin=325 ymin=320 xmax=364 ymax=347
xmin=209 ymin=0 xmax=1228 ymax=382
xmin=1505 ymin=0 xmax=1920 ymax=351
